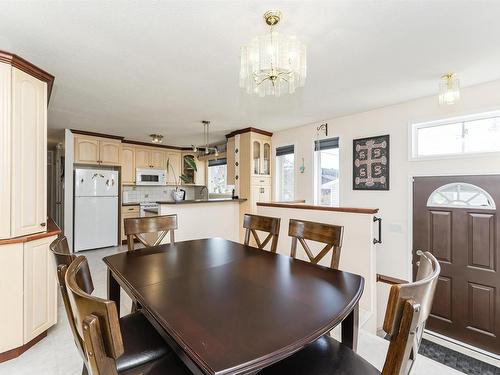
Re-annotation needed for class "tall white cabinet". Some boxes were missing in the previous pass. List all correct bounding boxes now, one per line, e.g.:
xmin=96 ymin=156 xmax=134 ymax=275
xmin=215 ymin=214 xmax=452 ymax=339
xmin=0 ymin=51 xmax=58 ymax=361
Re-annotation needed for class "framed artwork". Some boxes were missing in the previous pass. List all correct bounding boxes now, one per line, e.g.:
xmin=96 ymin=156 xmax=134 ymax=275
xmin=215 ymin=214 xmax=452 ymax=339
xmin=353 ymin=134 xmax=389 ymax=190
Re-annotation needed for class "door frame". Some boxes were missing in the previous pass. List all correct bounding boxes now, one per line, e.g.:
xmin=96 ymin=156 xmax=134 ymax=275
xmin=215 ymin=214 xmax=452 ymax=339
xmin=408 ymin=171 xmax=500 ymax=362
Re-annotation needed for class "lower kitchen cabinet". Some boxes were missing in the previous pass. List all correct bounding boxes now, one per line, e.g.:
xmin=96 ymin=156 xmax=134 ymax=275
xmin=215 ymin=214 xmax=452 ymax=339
xmin=121 ymin=205 xmax=140 ymax=241
xmin=0 ymin=234 xmax=58 ymax=355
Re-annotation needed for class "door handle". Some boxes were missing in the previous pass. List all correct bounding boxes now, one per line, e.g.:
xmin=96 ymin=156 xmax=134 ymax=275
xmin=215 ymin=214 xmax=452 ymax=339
xmin=373 ymin=216 xmax=382 ymax=244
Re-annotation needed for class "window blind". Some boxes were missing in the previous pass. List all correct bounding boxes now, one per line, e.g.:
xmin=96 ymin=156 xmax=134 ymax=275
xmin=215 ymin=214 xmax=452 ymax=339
xmin=276 ymin=145 xmax=295 ymax=156
xmin=208 ymin=158 xmax=227 ymax=167
xmin=314 ymin=137 xmax=339 ymax=151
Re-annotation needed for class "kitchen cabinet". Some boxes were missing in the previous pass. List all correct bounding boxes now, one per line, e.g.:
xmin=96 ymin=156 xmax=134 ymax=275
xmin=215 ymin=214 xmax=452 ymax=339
xmin=226 ymin=137 xmax=235 ymax=185
xmin=166 ymin=152 xmax=181 ymax=184
xmin=252 ymin=185 xmax=271 ymax=208
xmin=181 ymin=153 xmax=206 ymax=185
xmin=121 ymin=146 xmax=135 ymax=184
xmin=251 ymin=138 xmax=271 ymax=176
xmin=121 ymin=205 xmax=140 ymax=241
xmin=135 ymin=147 xmax=151 ymax=169
xmin=23 ymin=236 xmax=57 ymax=342
xmin=10 ymin=67 xmax=47 ymax=237
xmin=150 ymin=149 xmax=165 ymax=169
xmin=74 ymin=135 xmax=121 ymax=166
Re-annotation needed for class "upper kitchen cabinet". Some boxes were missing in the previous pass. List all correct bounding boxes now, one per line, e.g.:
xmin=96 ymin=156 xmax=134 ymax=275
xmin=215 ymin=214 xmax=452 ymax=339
xmin=0 ymin=51 xmax=54 ymax=238
xmin=134 ymin=147 xmax=151 ymax=169
xmin=74 ymin=134 xmax=121 ymax=166
xmin=150 ymin=149 xmax=165 ymax=169
xmin=251 ymin=137 xmax=271 ymax=176
xmin=121 ymin=146 xmax=135 ymax=184
xmin=166 ymin=151 xmax=181 ymax=184
xmin=181 ymin=153 xmax=206 ymax=185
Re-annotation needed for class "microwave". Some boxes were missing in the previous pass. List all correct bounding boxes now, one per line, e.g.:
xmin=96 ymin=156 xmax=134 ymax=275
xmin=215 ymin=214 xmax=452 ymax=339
xmin=136 ymin=168 xmax=167 ymax=185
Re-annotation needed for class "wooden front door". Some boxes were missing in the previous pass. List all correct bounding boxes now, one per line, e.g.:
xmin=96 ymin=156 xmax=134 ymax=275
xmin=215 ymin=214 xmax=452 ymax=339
xmin=413 ymin=175 xmax=500 ymax=355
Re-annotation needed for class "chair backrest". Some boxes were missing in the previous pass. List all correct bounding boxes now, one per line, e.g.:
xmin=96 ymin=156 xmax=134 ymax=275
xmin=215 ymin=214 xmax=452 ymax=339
xmin=381 ymin=251 xmax=440 ymax=375
xmin=288 ymin=219 xmax=344 ymax=269
xmin=66 ymin=256 xmax=123 ymax=375
xmin=243 ymin=214 xmax=281 ymax=252
xmin=124 ymin=214 xmax=178 ymax=250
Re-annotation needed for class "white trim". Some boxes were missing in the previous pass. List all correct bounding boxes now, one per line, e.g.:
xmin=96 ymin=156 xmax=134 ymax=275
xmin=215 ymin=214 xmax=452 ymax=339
xmin=426 ymin=182 xmax=496 ymax=210
xmin=409 ymin=109 xmax=500 ymax=160
xmin=424 ymin=330 xmax=500 ymax=368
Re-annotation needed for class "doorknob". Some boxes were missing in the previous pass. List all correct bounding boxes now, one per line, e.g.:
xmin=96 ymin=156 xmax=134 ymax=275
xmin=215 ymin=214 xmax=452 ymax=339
xmin=40 ymin=222 xmax=46 ymax=227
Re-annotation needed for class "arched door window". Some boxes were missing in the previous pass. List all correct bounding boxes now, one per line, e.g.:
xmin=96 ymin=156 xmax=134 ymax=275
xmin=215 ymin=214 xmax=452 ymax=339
xmin=427 ymin=182 xmax=496 ymax=209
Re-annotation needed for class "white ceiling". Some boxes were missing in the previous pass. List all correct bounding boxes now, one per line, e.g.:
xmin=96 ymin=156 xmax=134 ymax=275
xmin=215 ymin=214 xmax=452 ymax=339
xmin=1 ymin=0 xmax=500 ymax=146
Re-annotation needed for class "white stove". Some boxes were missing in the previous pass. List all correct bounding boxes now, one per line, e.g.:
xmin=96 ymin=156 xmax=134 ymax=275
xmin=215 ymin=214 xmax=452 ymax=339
xmin=139 ymin=202 xmax=159 ymax=217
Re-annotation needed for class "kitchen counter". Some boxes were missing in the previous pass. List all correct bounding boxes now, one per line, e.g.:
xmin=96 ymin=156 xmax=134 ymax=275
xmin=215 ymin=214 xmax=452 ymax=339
xmin=122 ymin=203 xmax=140 ymax=206
xmin=157 ymin=198 xmax=247 ymax=205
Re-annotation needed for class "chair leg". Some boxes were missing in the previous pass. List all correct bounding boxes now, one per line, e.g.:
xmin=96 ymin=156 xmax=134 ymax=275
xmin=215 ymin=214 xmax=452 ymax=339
xmin=82 ymin=363 xmax=89 ymax=375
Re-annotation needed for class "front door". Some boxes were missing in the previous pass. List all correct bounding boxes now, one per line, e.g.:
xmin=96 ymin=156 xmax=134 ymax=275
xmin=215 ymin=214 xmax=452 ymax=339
xmin=413 ymin=175 xmax=500 ymax=355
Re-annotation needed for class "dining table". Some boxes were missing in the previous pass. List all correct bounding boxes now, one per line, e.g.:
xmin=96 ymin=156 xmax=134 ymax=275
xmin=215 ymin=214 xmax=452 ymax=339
xmin=103 ymin=238 xmax=364 ymax=375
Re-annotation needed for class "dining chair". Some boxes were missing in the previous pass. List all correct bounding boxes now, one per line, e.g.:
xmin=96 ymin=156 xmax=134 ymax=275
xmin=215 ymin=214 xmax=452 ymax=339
xmin=124 ymin=214 xmax=178 ymax=251
xmin=288 ymin=219 xmax=344 ymax=269
xmin=260 ymin=251 xmax=441 ymax=375
xmin=59 ymin=253 xmax=190 ymax=375
xmin=243 ymin=213 xmax=281 ymax=252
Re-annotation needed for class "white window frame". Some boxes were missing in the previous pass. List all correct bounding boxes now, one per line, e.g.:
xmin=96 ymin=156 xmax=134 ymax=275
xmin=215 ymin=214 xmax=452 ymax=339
xmin=275 ymin=144 xmax=296 ymax=202
xmin=313 ymin=139 xmax=340 ymax=206
xmin=410 ymin=110 xmax=500 ymax=161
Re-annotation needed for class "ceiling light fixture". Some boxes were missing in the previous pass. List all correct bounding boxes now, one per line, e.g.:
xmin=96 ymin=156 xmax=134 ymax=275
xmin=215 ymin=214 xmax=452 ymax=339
xmin=240 ymin=10 xmax=307 ymax=97
xmin=439 ymin=73 xmax=460 ymax=105
xmin=150 ymin=134 xmax=163 ymax=143
xmin=191 ymin=121 xmax=219 ymax=156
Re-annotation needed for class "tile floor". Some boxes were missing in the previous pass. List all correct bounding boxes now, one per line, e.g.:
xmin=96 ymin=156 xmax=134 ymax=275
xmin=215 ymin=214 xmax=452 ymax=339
xmin=0 ymin=245 xmax=464 ymax=375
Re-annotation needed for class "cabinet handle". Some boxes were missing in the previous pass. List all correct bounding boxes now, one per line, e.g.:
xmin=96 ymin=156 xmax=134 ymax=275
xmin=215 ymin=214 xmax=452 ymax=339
xmin=40 ymin=222 xmax=46 ymax=227
xmin=128 ymin=208 xmax=134 ymax=211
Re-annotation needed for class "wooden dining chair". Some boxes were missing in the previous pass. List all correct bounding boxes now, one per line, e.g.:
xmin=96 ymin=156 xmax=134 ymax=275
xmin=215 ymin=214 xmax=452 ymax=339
xmin=124 ymin=214 xmax=178 ymax=251
xmin=62 ymin=255 xmax=191 ymax=375
xmin=243 ymin=214 xmax=281 ymax=252
xmin=260 ymin=251 xmax=441 ymax=375
xmin=288 ymin=219 xmax=344 ymax=269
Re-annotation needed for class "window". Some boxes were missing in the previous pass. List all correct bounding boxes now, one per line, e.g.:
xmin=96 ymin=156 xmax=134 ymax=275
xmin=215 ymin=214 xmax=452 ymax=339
xmin=427 ymin=183 xmax=495 ymax=209
xmin=276 ymin=145 xmax=295 ymax=201
xmin=314 ymin=138 xmax=340 ymax=206
xmin=412 ymin=111 xmax=500 ymax=159
xmin=207 ymin=158 xmax=232 ymax=195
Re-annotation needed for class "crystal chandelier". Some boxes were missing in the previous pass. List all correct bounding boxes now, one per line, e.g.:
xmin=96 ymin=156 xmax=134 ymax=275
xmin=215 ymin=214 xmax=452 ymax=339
xmin=239 ymin=10 xmax=307 ymax=97
xmin=439 ymin=73 xmax=460 ymax=105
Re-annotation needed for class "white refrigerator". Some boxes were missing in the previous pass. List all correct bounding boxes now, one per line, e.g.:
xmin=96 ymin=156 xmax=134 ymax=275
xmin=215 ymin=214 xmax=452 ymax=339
xmin=74 ymin=168 xmax=119 ymax=252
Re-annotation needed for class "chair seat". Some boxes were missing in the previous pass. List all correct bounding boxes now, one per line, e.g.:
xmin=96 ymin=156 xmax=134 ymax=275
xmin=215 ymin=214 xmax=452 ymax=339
xmin=116 ymin=311 xmax=172 ymax=373
xmin=119 ymin=351 xmax=192 ymax=375
xmin=259 ymin=335 xmax=380 ymax=375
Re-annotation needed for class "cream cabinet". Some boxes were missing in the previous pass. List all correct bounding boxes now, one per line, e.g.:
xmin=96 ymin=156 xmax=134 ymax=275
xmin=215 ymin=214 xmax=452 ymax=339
xmin=121 ymin=205 xmax=140 ymax=241
xmin=74 ymin=135 xmax=121 ymax=166
xmin=166 ymin=152 xmax=181 ymax=184
xmin=23 ymin=235 xmax=57 ymax=342
xmin=251 ymin=138 xmax=271 ymax=176
xmin=10 ymin=68 xmax=47 ymax=237
xmin=150 ymin=149 xmax=165 ymax=169
xmin=135 ymin=147 xmax=151 ymax=169
xmin=181 ymin=153 xmax=206 ymax=185
xmin=121 ymin=146 xmax=136 ymax=184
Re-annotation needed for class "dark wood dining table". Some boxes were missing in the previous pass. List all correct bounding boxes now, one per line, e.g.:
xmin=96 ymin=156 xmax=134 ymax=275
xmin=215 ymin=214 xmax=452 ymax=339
xmin=103 ymin=238 xmax=364 ymax=375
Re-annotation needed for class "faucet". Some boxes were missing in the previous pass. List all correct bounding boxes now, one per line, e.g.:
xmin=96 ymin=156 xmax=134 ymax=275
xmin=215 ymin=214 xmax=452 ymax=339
xmin=200 ymin=186 xmax=208 ymax=200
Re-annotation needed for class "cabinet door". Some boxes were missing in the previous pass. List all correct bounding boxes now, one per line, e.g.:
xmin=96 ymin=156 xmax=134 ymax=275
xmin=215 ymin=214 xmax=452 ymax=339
xmin=226 ymin=137 xmax=235 ymax=185
xmin=135 ymin=148 xmax=151 ymax=169
xmin=11 ymin=68 xmax=47 ymax=237
xmin=23 ymin=236 xmax=57 ymax=343
xmin=166 ymin=152 xmax=181 ymax=184
xmin=0 ymin=243 xmax=24 ymax=352
xmin=252 ymin=141 xmax=261 ymax=175
xmin=74 ymin=136 xmax=99 ymax=164
xmin=121 ymin=210 xmax=139 ymax=241
xmin=150 ymin=149 xmax=165 ymax=169
xmin=261 ymin=185 xmax=271 ymax=202
xmin=99 ymin=140 xmax=121 ymax=165
xmin=121 ymin=146 xmax=135 ymax=184
xmin=262 ymin=142 xmax=271 ymax=175
xmin=195 ymin=159 xmax=206 ymax=185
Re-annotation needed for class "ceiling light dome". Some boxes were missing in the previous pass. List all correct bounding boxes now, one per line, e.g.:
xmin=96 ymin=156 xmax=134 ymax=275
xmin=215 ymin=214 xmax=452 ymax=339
xmin=240 ymin=10 xmax=307 ymax=97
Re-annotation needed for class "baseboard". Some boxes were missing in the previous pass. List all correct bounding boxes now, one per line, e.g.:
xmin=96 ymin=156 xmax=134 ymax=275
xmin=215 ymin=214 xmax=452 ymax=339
xmin=424 ymin=330 xmax=500 ymax=368
xmin=0 ymin=331 xmax=47 ymax=363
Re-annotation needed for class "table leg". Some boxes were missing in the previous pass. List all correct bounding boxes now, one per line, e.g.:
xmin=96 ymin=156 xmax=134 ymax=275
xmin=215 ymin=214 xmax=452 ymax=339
xmin=341 ymin=302 xmax=359 ymax=352
xmin=108 ymin=269 xmax=120 ymax=316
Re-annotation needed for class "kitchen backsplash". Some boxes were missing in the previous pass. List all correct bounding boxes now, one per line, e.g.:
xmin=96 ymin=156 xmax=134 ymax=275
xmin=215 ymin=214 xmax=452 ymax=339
xmin=122 ymin=185 xmax=196 ymax=203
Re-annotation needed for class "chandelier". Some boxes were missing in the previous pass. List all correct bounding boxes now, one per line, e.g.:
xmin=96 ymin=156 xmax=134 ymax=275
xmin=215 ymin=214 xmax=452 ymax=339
xmin=439 ymin=73 xmax=460 ymax=105
xmin=192 ymin=121 xmax=219 ymax=157
xmin=239 ymin=10 xmax=307 ymax=97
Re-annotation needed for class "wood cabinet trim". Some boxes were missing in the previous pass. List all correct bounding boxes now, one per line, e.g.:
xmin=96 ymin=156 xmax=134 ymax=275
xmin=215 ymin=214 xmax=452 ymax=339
xmin=225 ymin=127 xmax=273 ymax=138
xmin=70 ymin=129 xmax=124 ymax=140
xmin=256 ymin=202 xmax=379 ymax=214
xmin=0 ymin=331 xmax=47 ymax=363
xmin=0 ymin=50 xmax=54 ymax=103
xmin=0 ymin=218 xmax=61 ymax=245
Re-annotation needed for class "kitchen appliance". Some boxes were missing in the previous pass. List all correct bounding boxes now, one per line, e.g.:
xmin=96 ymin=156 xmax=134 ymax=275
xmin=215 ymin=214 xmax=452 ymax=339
xmin=136 ymin=168 xmax=167 ymax=185
xmin=139 ymin=202 xmax=159 ymax=217
xmin=74 ymin=168 xmax=119 ymax=251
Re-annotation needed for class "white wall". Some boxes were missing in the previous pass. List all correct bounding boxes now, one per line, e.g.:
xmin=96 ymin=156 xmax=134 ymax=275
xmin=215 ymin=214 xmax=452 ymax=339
xmin=63 ymin=129 xmax=74 ymax=251
xmin=272 ymin=79 xmax=500 ymax=284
